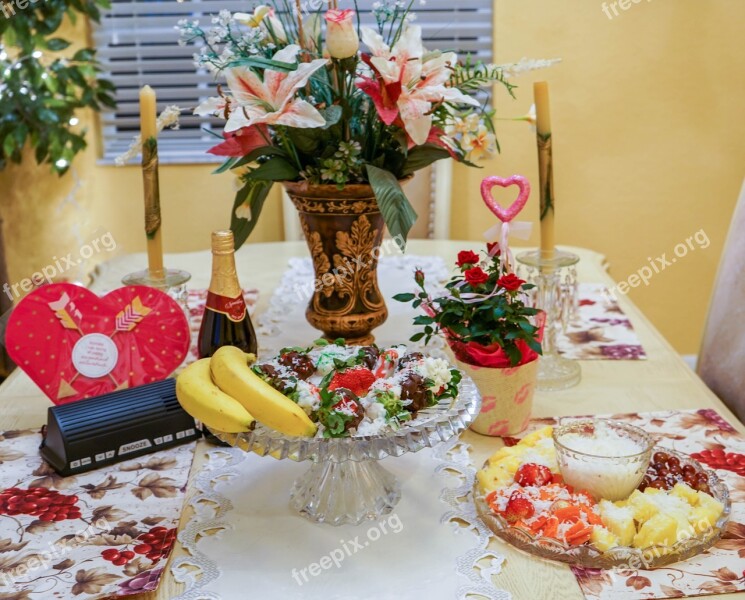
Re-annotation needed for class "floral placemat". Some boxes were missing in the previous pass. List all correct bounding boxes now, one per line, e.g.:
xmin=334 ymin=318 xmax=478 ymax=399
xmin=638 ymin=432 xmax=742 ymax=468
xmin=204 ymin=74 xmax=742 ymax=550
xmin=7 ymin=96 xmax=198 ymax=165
xmin=185 ymin=288 xmax=259 ymax=365
xmin=0 ymin=429 xmax=196 ymax=599
xmin=557 ymin=283 xmax=647 ymax=360
xmin=506 ymin=409 xmax=744 ymax=599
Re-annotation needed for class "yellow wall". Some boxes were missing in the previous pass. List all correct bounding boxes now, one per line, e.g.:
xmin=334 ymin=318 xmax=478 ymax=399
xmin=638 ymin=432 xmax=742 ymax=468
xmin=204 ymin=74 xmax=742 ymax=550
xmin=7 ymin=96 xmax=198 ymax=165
xmin=2 ymin=1 xmax=743 ymax=354
xmin=453 ymin=0 xmax=745 ymax=353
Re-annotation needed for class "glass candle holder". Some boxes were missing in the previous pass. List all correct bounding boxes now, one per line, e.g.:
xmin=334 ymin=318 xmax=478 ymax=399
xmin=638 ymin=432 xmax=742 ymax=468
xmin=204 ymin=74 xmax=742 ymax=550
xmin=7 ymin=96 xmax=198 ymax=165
xmin=121 ymin=268 xmax=192 ymax=315
xmin=516 ymin=249 xmax=581 ymax=391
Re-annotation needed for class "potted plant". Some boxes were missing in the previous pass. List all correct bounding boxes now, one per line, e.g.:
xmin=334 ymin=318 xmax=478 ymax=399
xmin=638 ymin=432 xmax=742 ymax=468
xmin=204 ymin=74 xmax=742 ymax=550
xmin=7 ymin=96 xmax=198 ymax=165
xmin=0 ymin=0 xmax=114 ymax=377
xmin=395 ymin=243 xmax=544 ymax=436
xmin=177 ymin=1 xmax=518 ymax=344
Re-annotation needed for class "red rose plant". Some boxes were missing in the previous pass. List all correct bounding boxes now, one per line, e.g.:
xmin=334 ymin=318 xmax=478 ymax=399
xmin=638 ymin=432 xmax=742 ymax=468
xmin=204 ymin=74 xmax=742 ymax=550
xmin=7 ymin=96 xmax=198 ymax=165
xmin=395 ymin=243 xmax=544 ymax=368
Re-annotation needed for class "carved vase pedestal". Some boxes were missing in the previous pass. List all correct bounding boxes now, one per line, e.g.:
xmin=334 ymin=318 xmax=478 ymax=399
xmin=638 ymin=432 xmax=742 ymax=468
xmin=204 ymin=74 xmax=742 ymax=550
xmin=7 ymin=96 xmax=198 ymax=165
xmin=284 ymin=182 xmax=388 ymax=345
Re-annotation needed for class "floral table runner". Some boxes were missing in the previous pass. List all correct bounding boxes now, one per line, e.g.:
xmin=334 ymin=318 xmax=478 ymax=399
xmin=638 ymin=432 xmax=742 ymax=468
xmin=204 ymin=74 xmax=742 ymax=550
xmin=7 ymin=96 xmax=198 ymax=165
xmin=508 ymin=410 xmax=745 ymax=599
xmin=0 ymin=429 xmax=195 ymax=599
xmin=256 ymin=257 xmax=646 ymax=360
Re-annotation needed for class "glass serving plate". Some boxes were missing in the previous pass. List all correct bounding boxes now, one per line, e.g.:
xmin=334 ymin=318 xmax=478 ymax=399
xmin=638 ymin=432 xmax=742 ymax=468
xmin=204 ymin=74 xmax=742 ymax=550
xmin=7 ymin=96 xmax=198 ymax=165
xmin=473 ymin=449 xmax=731 ymax=569
xmin=212 ymin=375 xmax=481 ymax=526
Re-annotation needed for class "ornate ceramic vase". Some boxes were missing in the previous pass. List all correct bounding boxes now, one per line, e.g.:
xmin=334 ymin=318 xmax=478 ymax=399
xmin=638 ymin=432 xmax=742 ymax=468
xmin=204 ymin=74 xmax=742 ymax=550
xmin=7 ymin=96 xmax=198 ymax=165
xmin=284 ymin=181 xmax=388 ymax=345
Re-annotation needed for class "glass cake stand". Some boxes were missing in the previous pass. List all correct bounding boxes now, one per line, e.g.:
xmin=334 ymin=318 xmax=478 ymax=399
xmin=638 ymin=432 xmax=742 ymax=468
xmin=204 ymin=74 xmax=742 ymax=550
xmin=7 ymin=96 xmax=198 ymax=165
xmin=212 ymin=376 xmax=481 ymax=526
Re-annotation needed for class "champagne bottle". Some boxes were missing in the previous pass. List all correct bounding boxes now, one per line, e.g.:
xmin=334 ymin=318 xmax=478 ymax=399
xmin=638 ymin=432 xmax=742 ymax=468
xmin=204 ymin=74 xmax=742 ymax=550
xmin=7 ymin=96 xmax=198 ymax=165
xmin=198 ymin=231 xmax=257 ymax=358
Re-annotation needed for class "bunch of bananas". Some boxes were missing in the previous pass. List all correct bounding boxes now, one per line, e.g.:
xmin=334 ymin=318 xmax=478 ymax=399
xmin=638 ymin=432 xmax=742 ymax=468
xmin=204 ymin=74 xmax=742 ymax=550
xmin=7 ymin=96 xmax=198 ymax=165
xmin=175 ymin=346 xmax=317 ymax=437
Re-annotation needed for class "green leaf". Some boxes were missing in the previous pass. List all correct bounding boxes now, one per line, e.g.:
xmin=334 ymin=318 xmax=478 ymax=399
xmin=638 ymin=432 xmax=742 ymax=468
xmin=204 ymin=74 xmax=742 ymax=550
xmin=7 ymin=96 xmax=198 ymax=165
xmin=526 ymin=338 xmax=543 ymax=355
xmin=212 ymin=157 xmax=238 ymax=175
xmin=244 ymin=157 xmax=299 ymax=182
xmin=287 ymin=129 xmax=321 ymax=155
xmin=403 ymin=144 xmax=451 ymax=176
xmin=413 ymin=315 xmax=434 ymax=325
xmin=231 ymin=179 xmax=274 ymax=249
xmin=233 ymin=146 xmax=287 ymax=169
xmin=45 ymin=38 xmax=71 ymax=51
xmin=320 ymin=105 xmax=343 ymax=130
xmin=227 ymin=57 xmax=299 ymax=72
xmin=72 ymin=48 xmax=95 ymax=62
xmin=392 ymin=293 xmax=415 ymax=303
xmin=37 ymin=109 xmax=60 ymax=124
xmin=365 ymin=164 xmax=418 ymax=252
xmin=3 ymin=136 xmax=15 ymax=159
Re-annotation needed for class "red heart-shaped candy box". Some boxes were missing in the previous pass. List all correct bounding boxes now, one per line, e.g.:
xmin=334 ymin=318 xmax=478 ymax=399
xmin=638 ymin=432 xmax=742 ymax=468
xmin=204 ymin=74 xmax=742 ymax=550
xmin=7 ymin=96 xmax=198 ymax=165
xmin=6 ymin=284 xmax=190 ymax=404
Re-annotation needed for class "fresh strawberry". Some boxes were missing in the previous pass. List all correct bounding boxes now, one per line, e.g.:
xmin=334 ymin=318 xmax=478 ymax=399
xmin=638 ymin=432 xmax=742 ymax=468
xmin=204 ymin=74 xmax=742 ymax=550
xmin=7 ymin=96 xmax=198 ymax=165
xmin=503 ymin=492 xmax=534 ymax=523
xmin=514 ymin=463 xmax=553 ymax=487
xmin=328 ymin=367 xmax=376 ymax=396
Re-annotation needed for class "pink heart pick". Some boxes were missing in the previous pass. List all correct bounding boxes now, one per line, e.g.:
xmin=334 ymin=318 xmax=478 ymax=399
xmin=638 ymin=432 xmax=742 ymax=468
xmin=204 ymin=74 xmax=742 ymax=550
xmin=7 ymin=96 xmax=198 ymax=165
xmin=481 ymin=175 xmax=531 ymax=223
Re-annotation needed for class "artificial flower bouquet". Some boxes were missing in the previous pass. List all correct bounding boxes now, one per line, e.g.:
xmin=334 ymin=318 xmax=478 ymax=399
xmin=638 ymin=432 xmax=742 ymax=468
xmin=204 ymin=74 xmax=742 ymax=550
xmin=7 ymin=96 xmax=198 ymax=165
xmin=177 ymin=1 xmax=517 ymax=248
xmin=396 ymin=243 xmax=544 ymax=436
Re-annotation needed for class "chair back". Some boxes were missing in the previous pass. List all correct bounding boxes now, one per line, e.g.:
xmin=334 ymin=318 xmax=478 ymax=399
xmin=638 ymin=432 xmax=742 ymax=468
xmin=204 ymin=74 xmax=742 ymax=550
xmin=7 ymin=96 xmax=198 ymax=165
xmin=698 ymin=178 xmax=745 ymax=422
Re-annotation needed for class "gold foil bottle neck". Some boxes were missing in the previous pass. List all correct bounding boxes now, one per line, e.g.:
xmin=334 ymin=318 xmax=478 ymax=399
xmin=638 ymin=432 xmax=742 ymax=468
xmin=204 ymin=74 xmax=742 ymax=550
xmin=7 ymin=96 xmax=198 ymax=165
xmin=211 ymin=230 xmax=235 ymax=255
xmin=208 ymin=230 xmax=241 ymax=298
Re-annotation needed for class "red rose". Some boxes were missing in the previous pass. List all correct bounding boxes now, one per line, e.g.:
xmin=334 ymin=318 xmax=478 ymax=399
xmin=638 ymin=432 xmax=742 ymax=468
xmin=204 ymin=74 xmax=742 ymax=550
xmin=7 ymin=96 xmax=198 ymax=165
xmin=498 ymin=273 xmax=525 ymax=292
xmin=486 ymin=242 xmax=501 ymax=256
xmin=464 ymin=267 xmax=490 ymax=286
xmin=456 ymin=250 xmax=480 ymax=268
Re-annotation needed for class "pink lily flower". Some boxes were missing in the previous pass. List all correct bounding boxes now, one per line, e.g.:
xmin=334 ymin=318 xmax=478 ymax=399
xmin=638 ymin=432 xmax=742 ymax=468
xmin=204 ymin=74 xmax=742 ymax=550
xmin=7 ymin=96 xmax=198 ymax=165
xmin=358 ymin=26 xmax=479 ymax=146
xmin=207 ymin=126 xmax=269 ymax=157
xmin=225 ymin=45 xmax=328 ymax=132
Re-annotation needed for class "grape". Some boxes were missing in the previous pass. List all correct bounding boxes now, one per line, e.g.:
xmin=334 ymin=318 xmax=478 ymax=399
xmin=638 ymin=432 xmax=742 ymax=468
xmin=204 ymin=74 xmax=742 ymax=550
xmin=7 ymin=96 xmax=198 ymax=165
xmin=101 ymin=549 xmax=120 ymax=561
xmin=653 ymin=452 xmax=670 ymax=465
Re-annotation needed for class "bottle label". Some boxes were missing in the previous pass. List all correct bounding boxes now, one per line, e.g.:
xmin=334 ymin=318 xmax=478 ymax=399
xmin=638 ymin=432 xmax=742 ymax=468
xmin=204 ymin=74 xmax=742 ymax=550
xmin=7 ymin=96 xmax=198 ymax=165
xmin=205 ymin=292 xmax=247 ymax=322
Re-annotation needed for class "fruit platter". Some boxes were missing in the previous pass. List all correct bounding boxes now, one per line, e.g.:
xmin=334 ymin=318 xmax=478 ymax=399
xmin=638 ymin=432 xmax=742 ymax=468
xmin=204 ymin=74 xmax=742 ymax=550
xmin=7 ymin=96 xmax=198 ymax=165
xmin=176 ymin=341 xmax=481 ymax=525
xmin=474 ymin=419 xmax=731 ymax=569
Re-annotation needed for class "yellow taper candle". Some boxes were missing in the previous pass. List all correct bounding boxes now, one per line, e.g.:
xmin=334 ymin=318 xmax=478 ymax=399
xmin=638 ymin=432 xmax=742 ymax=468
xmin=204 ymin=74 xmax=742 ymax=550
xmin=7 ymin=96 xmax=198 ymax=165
xmin=534 ymin=81 xmax=555 ymax=262
xmin=139 ymin=85 xmax=165 ymax=280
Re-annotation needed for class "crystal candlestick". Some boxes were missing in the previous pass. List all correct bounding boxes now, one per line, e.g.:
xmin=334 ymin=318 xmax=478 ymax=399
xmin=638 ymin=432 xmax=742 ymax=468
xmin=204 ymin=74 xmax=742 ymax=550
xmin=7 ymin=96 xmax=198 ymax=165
xmin=517 ymin=249 xmax=581 ymax=391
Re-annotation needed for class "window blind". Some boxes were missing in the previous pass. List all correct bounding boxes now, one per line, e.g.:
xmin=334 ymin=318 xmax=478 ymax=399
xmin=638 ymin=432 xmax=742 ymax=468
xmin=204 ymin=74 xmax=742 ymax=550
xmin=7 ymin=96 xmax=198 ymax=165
xmin=94 ymin=0 xmax=494 ymax=164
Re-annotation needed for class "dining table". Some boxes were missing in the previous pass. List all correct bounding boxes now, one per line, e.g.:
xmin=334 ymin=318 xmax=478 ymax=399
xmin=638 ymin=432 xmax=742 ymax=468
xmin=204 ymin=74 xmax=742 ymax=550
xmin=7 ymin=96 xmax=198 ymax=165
xmin=0 ymin=240 xmax=741 ymax=600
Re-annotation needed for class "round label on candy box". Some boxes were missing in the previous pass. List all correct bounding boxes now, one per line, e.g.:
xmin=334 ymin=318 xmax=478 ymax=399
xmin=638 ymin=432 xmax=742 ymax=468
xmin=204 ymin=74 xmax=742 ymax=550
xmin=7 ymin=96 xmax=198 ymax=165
xmin=72 ymin=333 xmax=119 ymax=379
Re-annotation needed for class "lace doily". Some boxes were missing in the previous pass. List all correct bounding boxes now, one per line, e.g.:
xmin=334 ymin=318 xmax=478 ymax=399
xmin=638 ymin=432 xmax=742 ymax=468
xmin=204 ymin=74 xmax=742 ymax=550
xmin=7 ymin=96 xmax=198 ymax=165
xmin=171 ymin=447 xmax=247 ymax=600
xmin=171 ymin=439 xmax=509 ymax=599
xmin=435 ymin=440 xmax=511 ymax=600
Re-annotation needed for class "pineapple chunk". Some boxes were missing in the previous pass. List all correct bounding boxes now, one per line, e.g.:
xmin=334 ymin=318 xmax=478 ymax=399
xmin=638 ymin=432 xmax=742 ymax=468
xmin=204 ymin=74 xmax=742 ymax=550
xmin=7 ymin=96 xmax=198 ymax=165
xmin=690 ymin=491 xmax=724 ymax=532
xmin=485 ymin=445 xmax=522 ymax=464
xmin=627 ymin=490 xmax=660 ymax=522
xmin=477 ymin=464 xmax=513 ymax=493
xmin=633 ymin=513 xmax=678 ymax=548
xmin=520 ymin=426 xmax=553 ymax=447
xmin=598 ymin=500 xmax=636 ymax=546
xmin=671 ymin=483 xmax=699 ymax=506
xmin=591 ymin=526 xmax=620 ymax=552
